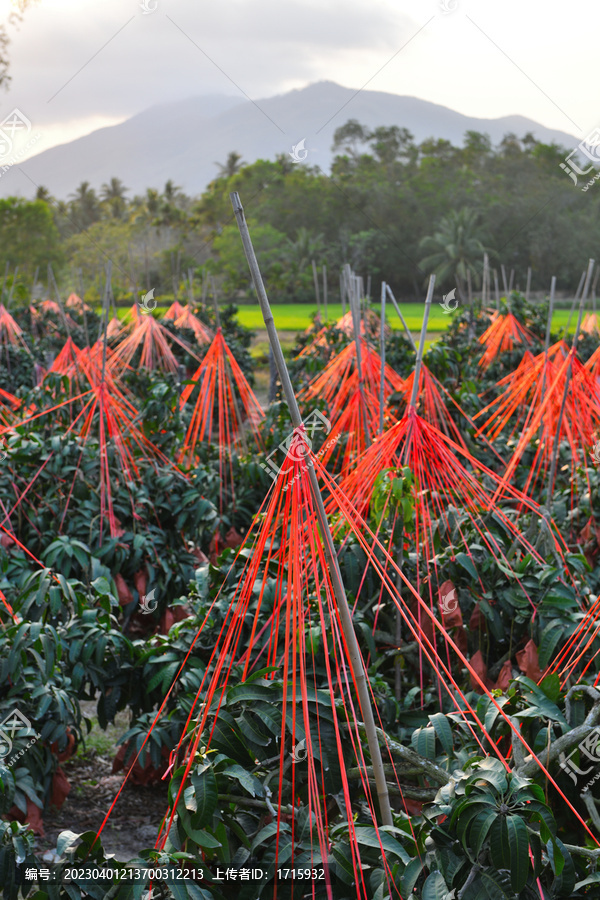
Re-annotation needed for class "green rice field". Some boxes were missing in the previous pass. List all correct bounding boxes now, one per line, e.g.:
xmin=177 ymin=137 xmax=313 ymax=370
xmin=235 ymin=302 xmax=578 ymax=334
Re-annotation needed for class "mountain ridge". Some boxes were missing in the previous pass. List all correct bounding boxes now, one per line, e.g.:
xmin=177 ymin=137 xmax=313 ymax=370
xmin=0 ymin=81 xmax=577 ymax=199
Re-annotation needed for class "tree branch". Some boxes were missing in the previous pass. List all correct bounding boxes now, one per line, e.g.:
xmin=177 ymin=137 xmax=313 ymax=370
xmin=515 ymin=700 xmax=600 ymax=779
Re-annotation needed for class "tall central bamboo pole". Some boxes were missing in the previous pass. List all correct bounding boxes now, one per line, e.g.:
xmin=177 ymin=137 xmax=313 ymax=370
xmin=349 ymin=273 xmax=371 ymax=450
xmin=230 ymin=191 xmax=393 ymax=827
xmin=379 ymin=281 xmax=386 ymax=436
xmin=409 ymin=275 xmax=436 ymax=410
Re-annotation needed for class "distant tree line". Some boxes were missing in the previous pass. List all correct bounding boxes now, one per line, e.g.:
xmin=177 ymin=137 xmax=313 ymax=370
xmin=0 ymin=122 xmax=598 ymax=303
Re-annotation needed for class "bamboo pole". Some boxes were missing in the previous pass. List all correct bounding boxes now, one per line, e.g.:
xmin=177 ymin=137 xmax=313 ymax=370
xmin=350 ymin=274 xmax=371 ymax=449
xmin=230 ymin=191 xmax=393 ymax=828
xmin=322 ymin=265 xmax=328 ymax=320
xmin=493 ymin=269 xmax=500 ymax=310
xmin=211 ymin=276 xmax=221 ymax=328
xmin=592 ymin=269 xmax=599 ymax=317
xmin=100 ymin=261 xmax=112 ymax=383
xmin=547 ymin=260 xmax=594 ymax=507
xmin=144 ymin=242 xmax=150 ymax=290
xmin=311 ymin=259 xmax=321 ymax=319
xmin=385 ymin=284 xmax=416 ymax=351
xmin=48 ymin=264 xmax=71 ymax=334
xmin=31 ymin=266 xmax=39 ymax=303
xmin=129 ymin=244 xmax=139 ymax=318
xmin=78 ymin=268 xmax=90 ymax=348
xmin=508 ymin=268 xmax=515 ymax=293
xmin=396 ymin=274 xmax=435 ymax=704
xmin=201 ymin=270 xmax=208 ymax=312
xmin=171 ymin=252 xmax=178 ymax=302
xmin=6 ymin=265 xmax=18 ymax=309
xmin=379 ymin=281 xmax=386 ymax=436
xmin=188 ymin=268 xmax=194 ymax=306
xmin=501 ymin=265 xmax=508 ymax=296
xmin=409 ymin=275 xmax=436 ymax=411
xmin=482 ymin=253 xmax=489 ymax=306
xmin=0 ymin=262 xmax=9 ymax=304
xmin=525 ymin=267 xmax=532 ymax=304
xmin=563 ymin=270 xmax=586 ymax=339
xmin=539 ymin=276 xmax=556 ymax=403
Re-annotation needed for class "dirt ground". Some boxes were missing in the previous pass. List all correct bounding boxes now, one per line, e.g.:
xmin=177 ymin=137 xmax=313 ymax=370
xmin=35 ymin=707 xmax=169 ymax=863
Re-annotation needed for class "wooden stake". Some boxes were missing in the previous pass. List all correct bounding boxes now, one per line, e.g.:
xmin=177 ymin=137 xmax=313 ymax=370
xmin=379 ymin=281 xmax=386 ymax=436
xmin=501 ymin=265 xmax=508 ymax=296
xmin=322 ymin=264 xmax=328 ymax=320
xmin=385 ymin=284 xmax=416 ymax=351
xmin=508 ymin=268 xmax=515 ymax=293
xmin=230 ymin=191 xmax=393 ymax=828
xmin=525 ymin=267 xmax=532 ymax=303
xmin=339 ymin=271 xmax=346 ymax=316
xmin=493 ymin=269 xmax=500 ymax=311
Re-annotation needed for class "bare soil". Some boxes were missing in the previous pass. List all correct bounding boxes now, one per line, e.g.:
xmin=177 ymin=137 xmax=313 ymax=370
xmin=35 ymin=708 xmax=169 ymax=864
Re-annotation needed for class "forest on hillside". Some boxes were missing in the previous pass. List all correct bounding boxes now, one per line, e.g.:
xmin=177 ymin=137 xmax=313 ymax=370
xmin=0 ymin=121 xmax=597 ymax=303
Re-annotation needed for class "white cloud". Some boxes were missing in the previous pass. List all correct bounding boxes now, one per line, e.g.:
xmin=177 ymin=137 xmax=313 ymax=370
xmin=0 ymin=0 xmax=595 ymax=155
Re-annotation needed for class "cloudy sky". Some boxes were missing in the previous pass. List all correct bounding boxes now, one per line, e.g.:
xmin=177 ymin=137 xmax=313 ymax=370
xmin=0 ymin=0 xmax=594 ymax=160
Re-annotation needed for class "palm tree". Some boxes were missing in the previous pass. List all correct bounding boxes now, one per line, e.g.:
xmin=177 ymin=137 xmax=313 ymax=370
xmin=145 ymin=188 xmax=160 ymax=217
xmin=69 ymin=181 xmax=100 ymax=230
xmin=419 ymin=208 xmax=491 ymax=302
xmin=35 ymin=185 xmax=53 ymax=203
xmin=214 ymin=151 xmax=245 ymax=178
xmin=100 ymin=177 xmax=128 ymax=219
xmin=274 ymin=152 xmax=295 ymax=175
xmin=163 ymin=179 xmax=182 ymax=204
xmin=283 ymin=228 xmax=325 ymax=297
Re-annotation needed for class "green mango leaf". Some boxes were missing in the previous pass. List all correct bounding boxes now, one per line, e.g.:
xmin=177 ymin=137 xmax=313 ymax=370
xmin=190 ymin=768 xmax=218 ymax=828
xmin=506 ymin=815 xmax=529 ymax=892
xmin=429 ymin=713 xmax=453 ymax=755
xmin=422 ymin=871 xmax=450 ymax=900
xmin=454 ymin=552 xmax=478 ymax=580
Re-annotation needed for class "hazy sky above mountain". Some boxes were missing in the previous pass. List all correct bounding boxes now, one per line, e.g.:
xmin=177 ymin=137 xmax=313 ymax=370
xmin=0 ymin=0 xmax=593 ymax=159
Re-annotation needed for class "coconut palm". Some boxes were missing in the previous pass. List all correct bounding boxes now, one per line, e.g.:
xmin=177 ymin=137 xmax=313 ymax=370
xmin=100 ymin=177 xmax=128 ymax=219
xmin=419 ymin=207 xmax=491 ymax=302
xmin=215 ymin=151 xmax=245 ymax=178
xmin=35 ymin=185 xmax=53 ymax=203
xmin=69 ymin=181 xmax=100 ymax=230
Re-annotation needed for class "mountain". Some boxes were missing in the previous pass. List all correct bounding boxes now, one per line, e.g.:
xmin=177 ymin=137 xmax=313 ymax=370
xmin=1 ymin=81 xmax=577 ymax=200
